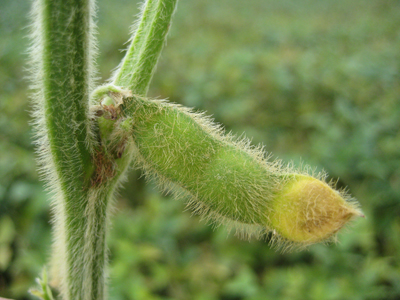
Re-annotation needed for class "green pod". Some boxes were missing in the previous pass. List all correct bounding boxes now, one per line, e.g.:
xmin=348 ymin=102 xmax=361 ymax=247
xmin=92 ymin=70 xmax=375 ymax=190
xmin=127 ymin=97 xmax=279 ymax=225
xmin=120 ymin=96 xmax=362 ymax=248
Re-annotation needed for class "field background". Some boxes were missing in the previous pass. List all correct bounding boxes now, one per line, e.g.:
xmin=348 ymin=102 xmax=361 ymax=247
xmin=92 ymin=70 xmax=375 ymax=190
xmin=1 ymin=0 xmax=400 ymax=299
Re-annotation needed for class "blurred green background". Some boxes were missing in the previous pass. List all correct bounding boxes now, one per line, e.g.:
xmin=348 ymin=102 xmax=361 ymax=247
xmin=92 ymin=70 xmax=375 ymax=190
xmin=1 ymin=0 xmax=400 ymax=299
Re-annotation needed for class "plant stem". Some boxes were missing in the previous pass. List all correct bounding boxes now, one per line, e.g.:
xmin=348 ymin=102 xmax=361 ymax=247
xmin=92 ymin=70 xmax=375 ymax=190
xmin=31 ymin=0 xmax=109 ymax=299
xmin=112 ymin=0 xmax=157 ymax=88
xmin=113 ymin=0 xmax=178 ymax=96
xmin=40 ymin=0 xmax=94 ymax=189
xmin=31 ymin=0 xmax=179 ymax=299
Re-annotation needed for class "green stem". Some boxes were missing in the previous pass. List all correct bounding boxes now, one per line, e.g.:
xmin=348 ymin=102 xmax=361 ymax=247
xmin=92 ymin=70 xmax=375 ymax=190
xmin=31 ymin=0 xmax=179 ymax=298
xmin=41 ymin=0 xmax=93 ymax=190
xmin=31 ymin=0 xmax=110 ymax=299
xmin=113 ymin=0 xmax=178 ymax=96
xmin=113 ymin=0 xmax=158 ymax=88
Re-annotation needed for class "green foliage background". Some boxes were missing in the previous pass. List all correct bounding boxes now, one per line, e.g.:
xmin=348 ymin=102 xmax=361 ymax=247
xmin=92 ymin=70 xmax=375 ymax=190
xmin=1 ymin=0 xmax=399 ymax=299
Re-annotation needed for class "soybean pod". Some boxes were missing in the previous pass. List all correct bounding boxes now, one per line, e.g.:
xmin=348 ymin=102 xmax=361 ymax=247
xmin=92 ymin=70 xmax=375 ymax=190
xmin=95 ymin=88 xmax=362 ymax=250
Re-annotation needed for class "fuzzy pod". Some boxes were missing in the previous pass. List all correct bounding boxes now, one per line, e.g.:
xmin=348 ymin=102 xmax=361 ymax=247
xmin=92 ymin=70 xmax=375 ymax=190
xmin=112 ymin=95 xmax=362 ymax=250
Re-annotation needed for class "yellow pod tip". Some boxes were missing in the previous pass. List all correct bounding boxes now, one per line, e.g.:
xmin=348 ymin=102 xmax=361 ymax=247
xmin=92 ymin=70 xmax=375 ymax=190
xmin=270 ymin=176 xmax=362 ymax=244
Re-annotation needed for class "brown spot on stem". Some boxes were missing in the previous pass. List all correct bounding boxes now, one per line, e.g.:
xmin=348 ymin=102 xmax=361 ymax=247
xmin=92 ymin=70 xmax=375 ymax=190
xmin=91 ymin=149 xmax=117 ymax=186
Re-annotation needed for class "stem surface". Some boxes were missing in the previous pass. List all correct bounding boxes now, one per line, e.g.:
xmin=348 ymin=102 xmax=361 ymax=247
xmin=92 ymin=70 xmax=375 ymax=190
xmin=113 ymin=0 xmax=178 ymax=96
xmin=32 ymin=0 xmax=179 ymax=299
xmin=31 ymin=0 xmax=109 ymax=299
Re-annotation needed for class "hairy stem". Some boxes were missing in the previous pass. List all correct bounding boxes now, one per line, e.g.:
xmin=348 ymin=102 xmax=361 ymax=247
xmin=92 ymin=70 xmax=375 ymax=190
xmin=40 ymin=0 xmax=94 ymax=189
xmin=113 ymin=0 xmax=178 ymax=96
xmin=30 ymin=0 xmax=112 ymax=299
xmin=112 ymin=0 xmax=157 ymax=88
xmin=42 ymin=0 xmax=178 ymax=298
